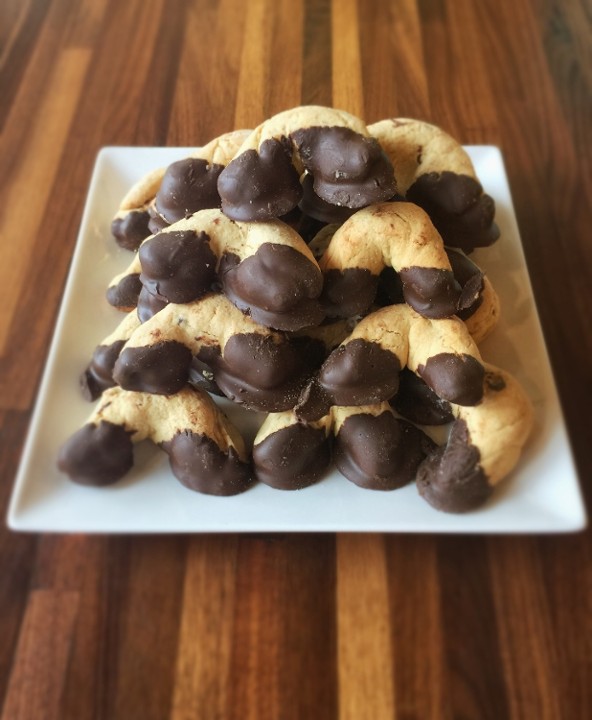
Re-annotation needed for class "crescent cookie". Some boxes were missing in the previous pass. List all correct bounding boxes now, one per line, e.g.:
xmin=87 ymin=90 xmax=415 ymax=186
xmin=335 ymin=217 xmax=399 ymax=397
xmin=296 ymin=303 xmax=486 ymax=421
xmin=316 ymin=202 xmax=462 ymax=319
xmin=217 ymin=105 xmax=396 ymax=221
xmin=369 ymin=118 xmax=499 ymax=251
xmin=111 ymin=129 xmax=251 ymax=250
xmin=57 ymin=386 xmax=253 ymax=496
xmin=106 ymin=208 xmax=324 ymax=331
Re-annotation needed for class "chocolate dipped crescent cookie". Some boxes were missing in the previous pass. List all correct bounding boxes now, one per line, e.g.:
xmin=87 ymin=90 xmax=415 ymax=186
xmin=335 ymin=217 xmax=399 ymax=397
xmin=58 ymin=386 xmax=253 ymax=496
xmin=110 ymin=293 xmax=325 ymax=412
xmin=296 ymin=303 xmax=487 ymax=421
xmin=316 ymin=202 xmax=463 ymax=319
xmin=369 ymin=118 xmax=499 ymax=252
xmin=111 ymin=129 xmax=251 ymax=250
xmin=217 ymin=106 xmax=396 ymax=221
xmin=107 ymin=208 xmax=324 ymax=331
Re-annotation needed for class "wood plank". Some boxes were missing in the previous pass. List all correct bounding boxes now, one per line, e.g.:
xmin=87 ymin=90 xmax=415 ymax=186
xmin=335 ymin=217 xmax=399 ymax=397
xmin=1 ymin=590 xmax=80 ymax=720
xmin=337 ymin=534 xmax=395 ymax=720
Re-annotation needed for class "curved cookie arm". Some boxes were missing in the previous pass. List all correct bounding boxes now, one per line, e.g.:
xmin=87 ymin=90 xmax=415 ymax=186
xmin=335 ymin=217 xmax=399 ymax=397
xmin=217 ymin=106 xmax=396 ymax=221
xmin=369 ymin=118 xmax=499 ymax=252
xmin=417 ymin=364 xmax=533 ymax=512
xmin=111 ymin=129 xmax=251 ymax=250
xmin=57 ymin=386 xmax=253 ymax=496
xmin=106 ymin=208 xmax=324 ymax=331
xmin=318 ymin=202 xmax=461 ymax=319
xmin=296 ymin=304 xmax=485 ymax=421
xmin=111 ymin=293 xmax=325 ymax=412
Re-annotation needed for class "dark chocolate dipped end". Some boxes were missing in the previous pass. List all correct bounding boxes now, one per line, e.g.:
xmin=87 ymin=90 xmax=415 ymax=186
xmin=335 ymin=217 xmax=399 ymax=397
xmin=253 ymin=423 xmax=331 ymax=489
xmin=81 ymin=339 xmax=126 ymax=401
xmin=218 ymin=138 xmax=302 ymax=221
xmin=406 ymin=172 xmax=499 ymax=252
xmin=58 ymin=421 xmax=134 ymax=486
xmin=154 ymin=157 xmax=223 ymax=224
xmin=320 ymin=267 xmax=379 ymax=318
xmin=113 ymin=341 xmax=193 ymax=395
xmin=136 ymin=285 xmax=169 ymax=322
xmin=106 ymin=273 xmax=142 ymax=310
xmin=298 ymin=173 xmax=358 ymax=224
xmin=417 ymin=353 xmax=485 ymax=406
xmin=111 ymin=210 xmax=151 ymax=251
xmin=417 ymin=419 xmax=492 ymax=512
xmin=219 ymin=244 xmax=324 ymax=330
xmin=206 ymin=333 xmax=321 ymax=412
xmin=334 ymin=412 xmax=435 ymax=491
xmin=446 ymin=247 xmax=484 ymax=319
xmin=317 ymin=338 xmax=401 ymax=407
xmin=139 ymin=230 xmax=217 ymax=304
xmin=399 ymin=266 xmax=461 ymax=319
xmin=390 ymin=367 xmax=454 ymax=425
xmin=290 ymin=126 xmax=396 ymax=208
xmin=163 ymin=431 xmax=253 ymax=496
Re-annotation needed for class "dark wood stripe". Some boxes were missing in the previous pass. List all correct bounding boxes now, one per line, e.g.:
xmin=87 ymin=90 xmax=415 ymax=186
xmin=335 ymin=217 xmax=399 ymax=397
xmin=302 ymin=0 xmax=332 ymax=106
xmin=437 ymin=536 xmax=511 ymax=719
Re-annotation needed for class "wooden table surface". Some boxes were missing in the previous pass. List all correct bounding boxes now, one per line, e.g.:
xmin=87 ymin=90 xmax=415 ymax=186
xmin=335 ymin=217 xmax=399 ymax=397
xmin=1 ymin=0 xmax=591 ymax=718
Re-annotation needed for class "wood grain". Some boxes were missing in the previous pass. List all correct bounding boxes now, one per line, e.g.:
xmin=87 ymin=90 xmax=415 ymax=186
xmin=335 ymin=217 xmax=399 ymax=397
xmin=1 ymin=1 xmax=592 ymax=718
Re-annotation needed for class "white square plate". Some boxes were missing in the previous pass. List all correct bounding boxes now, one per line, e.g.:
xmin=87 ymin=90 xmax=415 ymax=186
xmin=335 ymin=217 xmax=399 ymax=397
xmin=7 ymin=146 xmax=587 ymax=533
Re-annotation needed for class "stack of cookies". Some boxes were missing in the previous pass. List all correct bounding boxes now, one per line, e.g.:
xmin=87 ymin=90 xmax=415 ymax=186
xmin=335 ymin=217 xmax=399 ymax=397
xmin=58 ymin=106 xmax=533 ymax=513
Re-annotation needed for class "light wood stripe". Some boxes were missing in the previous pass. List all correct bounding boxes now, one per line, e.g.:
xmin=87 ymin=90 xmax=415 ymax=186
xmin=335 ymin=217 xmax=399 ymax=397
xmin=337 ymin=534 xmax=395 ymax=720
xmin=0 ymin=48 xmax=91 ymax=354
xmin=331 ymin=0 xmax=364 ymax=116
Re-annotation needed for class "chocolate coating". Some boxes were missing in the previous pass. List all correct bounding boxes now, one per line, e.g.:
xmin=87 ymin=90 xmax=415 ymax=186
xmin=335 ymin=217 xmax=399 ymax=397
xmin=290 ymin=126 xmax=396 ymax=208
xmin=219 ymin=244 xmax=324 ymax=330
xmin=154 ymin=158 xmax=223 ymax=224
xmin=334 ymin=412 xmax=435 ymax=490
xmin=139 ymin=230 xmax=218 ymax=304
xmin=253 ymin=423 xmax=331 ymax=489
xmin=296 ymin=339 xmax=401 ymax=421
xmin=163 ymin=431 xmax=253 ymax=496
xmin=111 ymin=210 xmax=151 ymax=251
xmin=446 ymin=247 xmax=484 ymax=318
xmin=390 ymin=367 xmax=454 ymax=425
xmin=147 ymin=206 xmax=169 ymax=234
xmin=81 ymin=339 xmax=125 ymax=401
xmin=106 ymin=273 xmax=142 ymax=310
xmin=320 ymin=267 xmax=379 ymax=318
xmin=136 ymin=285 xmax=169 ymax=322
xmin=399 ymin=266 xmax=461 ymax=319
xmin=113 ymin=341 xmax=193 ymax=395
xmin=406 ymin=172 xmax=500 ymax=252
xmin=298 ymin=173 xmax=358 ymax=224
xmin=417 ymin=419 xmax=492 ymax=512
xmin=418 ymin=352 xmax=485 ymax=406
xmin=205 ymin=334 xmax=322 ymax=412
xmin=57 ymin=421 xmax=134 ymax=486
xmin=218 ymin=137 xmax=302 ymax=221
